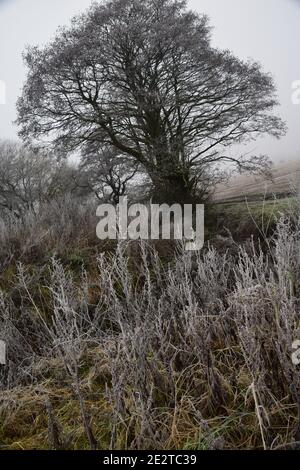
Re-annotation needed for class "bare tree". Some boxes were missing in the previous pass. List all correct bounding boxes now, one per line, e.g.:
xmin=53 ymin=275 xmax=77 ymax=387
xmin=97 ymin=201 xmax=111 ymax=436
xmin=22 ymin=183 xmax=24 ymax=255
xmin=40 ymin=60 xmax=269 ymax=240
xmin=80 ymin=145 xmax=140 ymax=204
xmin=0 ymin=141 xmax=55 ymax=217
xmin=17 ymin=0 xmax=286 ymax=203
xmin=0 ymin=141 xmax=89 ymax=218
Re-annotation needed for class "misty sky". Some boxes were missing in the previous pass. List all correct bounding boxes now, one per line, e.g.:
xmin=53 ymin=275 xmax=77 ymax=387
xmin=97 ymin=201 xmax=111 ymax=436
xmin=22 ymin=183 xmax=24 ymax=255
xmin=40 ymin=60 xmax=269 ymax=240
xmin=0 ymin=0 xmax=299 ymax=162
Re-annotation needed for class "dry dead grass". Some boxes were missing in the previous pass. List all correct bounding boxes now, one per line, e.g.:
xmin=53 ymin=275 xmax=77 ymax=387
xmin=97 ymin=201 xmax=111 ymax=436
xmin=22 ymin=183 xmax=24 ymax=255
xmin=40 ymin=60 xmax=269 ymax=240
xmin=1 ymin=199 xmax=300 ymax=450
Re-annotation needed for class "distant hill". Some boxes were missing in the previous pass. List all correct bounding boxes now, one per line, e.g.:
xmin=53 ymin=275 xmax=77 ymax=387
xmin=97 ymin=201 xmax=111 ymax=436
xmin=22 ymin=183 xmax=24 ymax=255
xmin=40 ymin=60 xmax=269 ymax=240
xmin=213 ymin=159 xmax=300 ymax=203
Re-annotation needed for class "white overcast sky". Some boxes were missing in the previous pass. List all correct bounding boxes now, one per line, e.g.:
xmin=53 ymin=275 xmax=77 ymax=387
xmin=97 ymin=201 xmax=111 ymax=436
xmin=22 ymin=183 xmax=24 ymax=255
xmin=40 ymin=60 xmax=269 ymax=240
xmin=0 ymin=0 xmax=300 ymax=162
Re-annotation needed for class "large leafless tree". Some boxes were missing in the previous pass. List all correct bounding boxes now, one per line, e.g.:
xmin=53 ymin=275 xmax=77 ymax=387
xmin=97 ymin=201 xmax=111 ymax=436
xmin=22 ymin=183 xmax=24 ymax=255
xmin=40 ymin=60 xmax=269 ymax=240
xmin=17 ymin=0 xmax=286 ymax=203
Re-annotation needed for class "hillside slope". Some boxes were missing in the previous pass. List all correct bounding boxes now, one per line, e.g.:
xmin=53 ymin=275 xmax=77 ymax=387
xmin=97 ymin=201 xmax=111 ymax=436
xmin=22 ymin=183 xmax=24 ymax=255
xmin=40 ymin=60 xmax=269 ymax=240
xmin=214 ymin=160 xmax=300 ymax=203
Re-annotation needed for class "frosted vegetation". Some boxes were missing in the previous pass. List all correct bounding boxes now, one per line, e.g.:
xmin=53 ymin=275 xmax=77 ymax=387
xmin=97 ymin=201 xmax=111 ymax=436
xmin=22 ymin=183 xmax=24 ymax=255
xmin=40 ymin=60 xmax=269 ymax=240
xmin=0 ymin=197 xmax=300 ymax=449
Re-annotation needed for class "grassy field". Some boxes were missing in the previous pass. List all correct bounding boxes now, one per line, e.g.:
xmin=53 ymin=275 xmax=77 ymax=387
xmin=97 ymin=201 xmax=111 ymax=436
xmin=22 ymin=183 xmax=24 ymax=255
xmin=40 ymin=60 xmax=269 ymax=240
xmin=209 ymin=159 xmax=300 ymax=240
xmin=214 ymin=160 xmax=300 ymax=203
xmin=207 ymin=196 xmax=299 ymax=241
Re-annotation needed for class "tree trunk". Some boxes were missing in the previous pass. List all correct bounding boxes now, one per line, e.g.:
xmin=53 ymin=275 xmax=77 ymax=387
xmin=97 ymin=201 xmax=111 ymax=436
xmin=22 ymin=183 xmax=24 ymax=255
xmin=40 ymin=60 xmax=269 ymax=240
xmin=150 ymin=168 xmax=196 ymax=205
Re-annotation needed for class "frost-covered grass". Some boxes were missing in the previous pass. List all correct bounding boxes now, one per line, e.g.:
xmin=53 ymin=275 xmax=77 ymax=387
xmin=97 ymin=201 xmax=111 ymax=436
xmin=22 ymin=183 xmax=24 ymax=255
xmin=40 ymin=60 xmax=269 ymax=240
xmin=0 ymin=198 xmax=300 ymax=449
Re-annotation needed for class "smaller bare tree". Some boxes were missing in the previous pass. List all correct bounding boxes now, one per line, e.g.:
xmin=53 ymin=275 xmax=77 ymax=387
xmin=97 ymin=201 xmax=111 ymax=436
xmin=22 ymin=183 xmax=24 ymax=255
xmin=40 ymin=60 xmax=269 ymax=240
xmin=80 ymin=146 xmax=141 ymax=204
xmin=0 ymin=141 xmax=91 ymax=218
